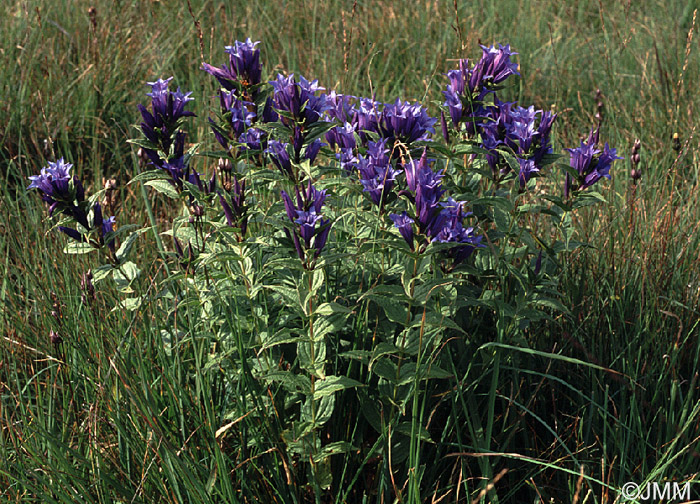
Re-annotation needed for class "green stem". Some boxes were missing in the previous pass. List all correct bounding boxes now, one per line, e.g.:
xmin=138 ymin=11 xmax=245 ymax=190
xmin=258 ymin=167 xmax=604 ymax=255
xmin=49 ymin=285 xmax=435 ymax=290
xmin=139 ymin=183 xmax=172 ymax=278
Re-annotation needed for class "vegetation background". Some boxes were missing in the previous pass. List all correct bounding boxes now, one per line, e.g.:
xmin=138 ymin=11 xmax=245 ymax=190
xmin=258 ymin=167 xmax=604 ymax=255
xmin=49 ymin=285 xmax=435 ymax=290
xmin=2 ymin=0 xmax=700 ymax=502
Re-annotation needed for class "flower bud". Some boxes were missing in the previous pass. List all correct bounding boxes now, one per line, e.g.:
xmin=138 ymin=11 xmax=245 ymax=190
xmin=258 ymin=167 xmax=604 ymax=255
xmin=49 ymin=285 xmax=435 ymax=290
xmin=218 ymin=157 xmax=233 ymax=173
xmin=49 ymin=330 xmax=63 ymax=346
xmin=440 ymin=110 xmax=449 ymax=144
xmin=672 ymin=132 xmax=681 ymax=152
xmin=137 ymin=147 xmax=150 ymax=169
xmin=630 ymin=138 xmax=641 ymax=183
xmin=81 ymin=270 xmax=96 ymax=304
xmin=189 ymin=204 xmax=204 ymax=218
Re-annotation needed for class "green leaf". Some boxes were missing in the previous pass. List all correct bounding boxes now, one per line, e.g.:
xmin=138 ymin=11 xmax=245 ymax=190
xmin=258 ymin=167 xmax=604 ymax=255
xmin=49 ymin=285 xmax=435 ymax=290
xmin=127 ymin=137 xmax=160 ymax=151
xmin=265 ymin=284 xmax=300 ymax=308
xmin=145 ymin=179 xmax=179 ymax=199
xmin=116 ymin=232 xmax=139 ymax=263
xmin=312 ymin=441 xmax=354 ymax=463
xmin=298 ymin=339 xmax=326 ymax=378
xmin=314 ymin=375 xmax=363 ymax=399
xmin=531 ymin=297 xmax=568 ymax=313
xmin=496 ymin=148 xmax=521 ymax=174
xmin=128 ymin=170 xmax=170 ymax=185
xmin=314 ymin=393 xmax=335 ymax=426
xmin=263 ymin=371 xmax=311 ymax=394
xmin=370 ymin=357 xmax=398 ymax=383
xmin=259 ymin=329 xmax=304 ymax=351
xmin=113 ymin=261 xmax=140 ymax=293
xmin=396 ymin=422 xmax=434 ymax=443
xmin=362 ymin=288 xmax=410 ymax=324
xmin=315 ymin=302 xmax=352 ymax=316
xmin=63 ymin=242 xmax=95 ymax=255
xmin=121 ymin=296 xmax=144 ymax=312
xmin=91 ymin=264 xmax=113 ymax=283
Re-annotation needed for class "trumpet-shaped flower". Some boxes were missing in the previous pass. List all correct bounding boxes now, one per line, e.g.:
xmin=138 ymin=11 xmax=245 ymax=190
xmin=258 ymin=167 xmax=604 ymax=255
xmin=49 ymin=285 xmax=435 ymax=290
xmin=379 ymin=99 xmax=437 ymax=146
xmin=565 ymin=129 xmax=622 ymax=197
xmin=280 ymin=181 xmax=331 ymax=262
xmin=442 ymin=44 xmax=519 ymax=128
xmin=389 ymin=212 xmax=415 ymax=250
xmin=356 ymin=141 xmax=398 ymax=207
xmin=138 ymin=77 xmax=195 ymax=168
xmin=28 ymin=158 xmax=89 ymax=229
xmin=270 ymin=74 xmax=331 ymax=126
xmin=201 ymin=39 xmax=262 ymax=92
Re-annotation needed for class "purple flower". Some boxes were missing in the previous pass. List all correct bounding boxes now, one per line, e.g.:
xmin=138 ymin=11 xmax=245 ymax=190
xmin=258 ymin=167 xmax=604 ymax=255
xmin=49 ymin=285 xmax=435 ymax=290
xmin=431 ymin=221 xmax=482 ymax=264
xmin=399 ymin=155 xmax=483 ymax=263
xmin=337 ymin=147 xmax=359 ymax=173
xmin=356 ymin=97 xmax=382 ymax=141
xmin=280 ymin=182 xmax=331 ymax=262
xmin=477 ymin=99 xmax=557 ymax=185
xmin=390 ymin=212 xmax=415 ymax=250
xmin=270 ymin=74 xmax=331 ymax=126
xmin=517 ymin=158 xmax=539 ymax=188
xmin=209 ymin=92 xmax=257 ymax=150
xmin=356 ymin=140 xmax=397 ymax=208
xmin=442 ymin=44 xmax=519 ymax=129
xmin=138 ymin=77 xmax=195 ymax=168
xmin=202 ymin=39 xmax=262 ymax=91
xmin=219 ymin=175 xmax=247 ymax=238
xmin=325 ymin=91 xmax=356 ymax=123
xmin=404 ymin=150 xmax=446 ymax=236
xmin=98 ymin=208 xmax=116 ymax=251
xmin=565 ymin=129 xmax=622 ymax=197
xmin=28 ymin=158 xmax=74 ymax=202
xmin=429 ymin=198 xmax=483 ymax=264
xmin=58 ymin=226 xmax=84 ymax=242
xmin=326 ymin=121 xmax=357 ymax=150
xmin=295 ymin=210 xmax=323 ymax=248
xmin=440 ymin=110 xmax=450 ymax=144
xmin=30 ymin=161 xmax=116 ymax=250
xmin=326 ymin=121 xmax=358 ymax=171
xmin=266 ymin=140 xmax=293 ymax=179
xmin=478 ymin=43 xmax=519 ymax=85
xmin=144 ymin=77 xmax=195 ymax=124
xmin=27 ymin=158 xmax=89 ymax=229
xmin=304 ymin=139 xmax=325 ymax=163
xmin=379 ymin=99 xmax=437 ymax=146
xmin=226 ymin=95 xmax=257 ymax=137
xmin=261 ymin=97 xmax=279 ymax=123
xmin=239 ymin=127 xmax=265 ymax=151
xmin=225 ymin=39 xmax=262 ymax=87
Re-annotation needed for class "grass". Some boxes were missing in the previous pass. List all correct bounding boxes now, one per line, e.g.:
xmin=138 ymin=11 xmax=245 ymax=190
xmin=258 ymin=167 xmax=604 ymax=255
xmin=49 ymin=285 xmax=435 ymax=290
xmin=2 ymin=0 xmax=700 ymax=502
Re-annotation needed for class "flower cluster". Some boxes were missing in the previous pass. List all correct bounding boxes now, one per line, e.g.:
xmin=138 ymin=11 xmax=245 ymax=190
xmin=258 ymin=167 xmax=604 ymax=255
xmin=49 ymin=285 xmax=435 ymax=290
xmin=392 ymin=151 xmax=482 ymax=263
xmin=325 ymin=94 xmax=436 ymax=164
xmin=217 ymin=158 xmax=248 ymax=240
xmin=480 ymin=98 xmax=556 ymax=187
xmin=355 ymin=139 xmax=398 ymax=208
xmin=443 ymin=44 xmax=520 ymax=129
xmin=202 ymin=38 xmax=263 ymax=93
xmin=281 ymin=182 xmax=331 ymax=266
xmin=28 ymin=159 xmax=115 ymax=251
xmin=440 ymin=44 xmax=558 ymax=189
xmin=270 ymin=74 xmax=331 ymax=127
xmin=136 ymin=77 xmax=209 ymax=193
xmin=137 ymin=77 xmax=195 ymax=166
xmin=204 ymin=41 xmax=276 ymax=154
xmin=263 ymin=74 xmax=332 ymax=178
xmin=378 ymin=98 xmax=437 ymax=148
xmin=565 ymin=128 xmax=623 ymax=197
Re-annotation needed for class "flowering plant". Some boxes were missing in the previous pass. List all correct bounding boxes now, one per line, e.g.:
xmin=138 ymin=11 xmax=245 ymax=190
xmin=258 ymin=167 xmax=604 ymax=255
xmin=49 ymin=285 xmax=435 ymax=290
xmin=28 ymin=39 xmax=621 ymax=501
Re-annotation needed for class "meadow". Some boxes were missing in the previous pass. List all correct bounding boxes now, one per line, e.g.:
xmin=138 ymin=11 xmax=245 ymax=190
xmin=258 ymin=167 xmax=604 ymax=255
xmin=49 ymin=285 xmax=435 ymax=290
xmin=2 ymin=1 xmax=700 ymax=502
